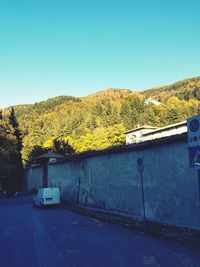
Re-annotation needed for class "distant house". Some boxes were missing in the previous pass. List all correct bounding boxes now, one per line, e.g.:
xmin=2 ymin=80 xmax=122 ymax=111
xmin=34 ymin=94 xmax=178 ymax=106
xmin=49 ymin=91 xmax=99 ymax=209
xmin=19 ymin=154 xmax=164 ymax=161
xmin=125 ymin=126 xmax=158 ymax=144
xmin=125 ymin=121 xmax=187 ymax=144
xmin=144 ymin=98 xmax=161 ymax=106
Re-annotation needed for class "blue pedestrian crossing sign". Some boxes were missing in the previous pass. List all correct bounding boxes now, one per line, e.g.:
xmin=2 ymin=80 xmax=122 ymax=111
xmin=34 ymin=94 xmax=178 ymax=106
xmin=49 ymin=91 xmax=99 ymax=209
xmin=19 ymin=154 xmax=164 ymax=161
xmin=188 ymin=146 xmax=200 ymax=168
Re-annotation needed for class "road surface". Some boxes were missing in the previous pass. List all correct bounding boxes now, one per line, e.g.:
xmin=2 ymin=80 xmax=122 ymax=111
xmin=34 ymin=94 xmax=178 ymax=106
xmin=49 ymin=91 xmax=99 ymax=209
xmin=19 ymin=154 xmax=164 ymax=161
xmin=0 ymin=197 xmax=200 ymax=267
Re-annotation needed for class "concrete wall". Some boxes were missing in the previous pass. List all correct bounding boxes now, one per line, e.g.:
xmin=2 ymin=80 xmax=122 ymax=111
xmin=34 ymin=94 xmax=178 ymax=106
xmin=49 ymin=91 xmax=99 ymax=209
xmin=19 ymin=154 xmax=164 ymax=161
xmin=25 ymin=138 xmax=200 ymax=230
xmin=48 ymin=161 xmax=81 ymax=205
xmin=26 ymin=166 xmax=43 ymax=191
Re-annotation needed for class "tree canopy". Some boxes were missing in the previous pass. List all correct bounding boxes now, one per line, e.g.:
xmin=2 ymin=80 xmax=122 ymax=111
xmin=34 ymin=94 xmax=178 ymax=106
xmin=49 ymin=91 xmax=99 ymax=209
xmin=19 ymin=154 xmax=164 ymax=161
xmin=0 ymin=111 xmax=23 ymax=195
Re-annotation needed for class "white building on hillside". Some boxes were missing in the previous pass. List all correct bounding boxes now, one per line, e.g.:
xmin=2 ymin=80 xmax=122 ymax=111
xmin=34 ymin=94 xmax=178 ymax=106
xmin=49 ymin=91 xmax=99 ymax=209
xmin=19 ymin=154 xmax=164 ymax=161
xmin=125 ymin=121 xmax=187 ymax=144
xmin=125 ymin=126 xmax=158 ymax=145
xmin=144 ymin=98 xmax=161 ymax=106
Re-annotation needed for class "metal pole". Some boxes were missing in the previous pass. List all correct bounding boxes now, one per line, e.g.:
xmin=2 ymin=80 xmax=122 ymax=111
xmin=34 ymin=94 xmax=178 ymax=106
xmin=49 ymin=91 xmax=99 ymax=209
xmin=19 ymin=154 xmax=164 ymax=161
xmin=77 ymin=177 xmax=80 ymax=206
xmin=140 ymin=171 xmax=146 ymax=231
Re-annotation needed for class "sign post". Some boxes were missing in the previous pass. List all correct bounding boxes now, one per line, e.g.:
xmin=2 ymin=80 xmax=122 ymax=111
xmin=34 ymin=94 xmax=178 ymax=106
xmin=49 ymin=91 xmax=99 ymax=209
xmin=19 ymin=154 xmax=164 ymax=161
xmin=187 ymin=115 xmax=200 ymax=201
xmin=187 ymin=115 xmax=200 ymax=168
xmin=77 ymin=177 xmax=81 ymax=206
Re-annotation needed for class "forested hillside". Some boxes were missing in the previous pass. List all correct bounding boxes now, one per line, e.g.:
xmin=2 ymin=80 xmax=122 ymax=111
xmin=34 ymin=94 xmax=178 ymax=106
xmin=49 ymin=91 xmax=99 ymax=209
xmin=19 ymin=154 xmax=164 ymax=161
xmin=2 ymin=76 xmax=200 ymax=163
xmin=142 ymin=76 xmax=200 ymax=101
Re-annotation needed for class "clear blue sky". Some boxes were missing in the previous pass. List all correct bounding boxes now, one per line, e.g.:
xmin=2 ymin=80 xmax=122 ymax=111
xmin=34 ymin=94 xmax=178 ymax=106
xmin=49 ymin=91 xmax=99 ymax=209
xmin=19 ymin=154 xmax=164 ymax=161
xmin=0 ymin=0 xmax=200 ymax=108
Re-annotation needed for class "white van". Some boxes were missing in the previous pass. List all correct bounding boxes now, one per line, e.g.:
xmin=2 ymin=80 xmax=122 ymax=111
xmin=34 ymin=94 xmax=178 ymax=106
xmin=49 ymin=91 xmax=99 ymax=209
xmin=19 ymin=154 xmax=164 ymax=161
xmin=33 ymin=187 xmax=60 ymax=207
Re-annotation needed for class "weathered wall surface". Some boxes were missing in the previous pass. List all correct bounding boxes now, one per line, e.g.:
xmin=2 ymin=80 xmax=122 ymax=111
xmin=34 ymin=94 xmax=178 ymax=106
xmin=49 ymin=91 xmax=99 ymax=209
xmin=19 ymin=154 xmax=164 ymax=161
xmin=48 ymin=161 xmax=81 ymax=205
xmin=25 ymin=138 xmax=200 ymax=230
xmin=26 ymin=166 xmax=43 ymax=191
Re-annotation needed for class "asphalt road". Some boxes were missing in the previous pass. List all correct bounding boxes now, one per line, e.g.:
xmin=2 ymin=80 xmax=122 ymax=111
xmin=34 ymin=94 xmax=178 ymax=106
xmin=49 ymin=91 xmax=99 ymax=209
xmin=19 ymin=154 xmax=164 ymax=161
xmin=0 ymin=197 xmax=200 ymax=267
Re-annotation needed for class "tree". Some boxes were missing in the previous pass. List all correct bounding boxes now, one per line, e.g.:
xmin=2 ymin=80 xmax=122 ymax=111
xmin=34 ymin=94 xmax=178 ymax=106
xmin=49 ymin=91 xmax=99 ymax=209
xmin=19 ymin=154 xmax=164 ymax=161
xmin=164 ymin=97 xmax=185 ymax=124
xmin=88 ymin=116 xmax=98 ymax=130
xmin=52 ymin=138 xmax=76 ymax=156
xmin=0 ymin=110 xmax=2 ymax=120
xmin=0 ymin=120 xmax=22 ymax=194
xmin=9 ymin=107 xmax=22 ymax=153
xmin=143 ymin=105 xmax=159 ymax=126
xmin=26 ymin=145 xmax=49 ymax=165
xmin=92 ymin=102 xmax=104 ymax=116
xmin=120 ymin=93 xmax=145 ymax=130
xmin=7 ymin=107 xmax=23 ymax=192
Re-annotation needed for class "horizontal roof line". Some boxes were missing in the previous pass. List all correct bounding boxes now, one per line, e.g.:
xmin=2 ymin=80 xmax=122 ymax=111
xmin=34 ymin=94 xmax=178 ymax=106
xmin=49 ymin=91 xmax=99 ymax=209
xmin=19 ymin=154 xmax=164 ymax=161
xmin=125 ymin=125 xmax=158 ymax=134
xmin=142 ymin=121 xmax=187 ymax=136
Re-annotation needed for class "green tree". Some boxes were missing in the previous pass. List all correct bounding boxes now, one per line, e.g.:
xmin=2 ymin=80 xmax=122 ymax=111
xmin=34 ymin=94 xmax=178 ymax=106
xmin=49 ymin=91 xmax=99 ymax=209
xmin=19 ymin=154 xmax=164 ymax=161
xmin=8 ymin=107 xmax=23 ymax=192
xmin=87 ymin=116 xmax=98 ymax=130
xmin=52 ymin=138 xmax=76 ymax=156
xmin=143 ymin=105 xmax=159 ymax=126
xmin=26 ymin=145 xmax=49 ymax=165
xmin=9 ymin=107 xmax=22 ymax=152
xmin=0 ymin=120 xmax=22 ymax=194
xmin=120 ymin=93 xmax=144 ymax=129
xmin=164 ymin=97 xmax=185 ymax=124
xmin=92 ymin=102 xmax=104 ymax=116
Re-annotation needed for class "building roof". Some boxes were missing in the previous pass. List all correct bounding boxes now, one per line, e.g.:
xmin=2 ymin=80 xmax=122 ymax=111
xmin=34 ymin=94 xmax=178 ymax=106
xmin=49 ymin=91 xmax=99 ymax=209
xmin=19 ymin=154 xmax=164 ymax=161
xmin=142 ymin=121 xmax=187 ymax=136
xmin=125 ymin=121 xmax=187 ymax=135
xmin=34 ymin=151 xmax=65 ymax=161
xmin=125 ymin=125 xmax=158 ymax=134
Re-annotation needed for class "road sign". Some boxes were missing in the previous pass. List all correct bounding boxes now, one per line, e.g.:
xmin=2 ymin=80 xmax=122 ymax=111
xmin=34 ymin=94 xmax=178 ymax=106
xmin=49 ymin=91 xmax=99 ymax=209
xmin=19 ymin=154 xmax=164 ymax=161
xmin=187 ymin=115 xmax=200 ymax=147
xmin=188 ymin=146 xmax=200 ymax=168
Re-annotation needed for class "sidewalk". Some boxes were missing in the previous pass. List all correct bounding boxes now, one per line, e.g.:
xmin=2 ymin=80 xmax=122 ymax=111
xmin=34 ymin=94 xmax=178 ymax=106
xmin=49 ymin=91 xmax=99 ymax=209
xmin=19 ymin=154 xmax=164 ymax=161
xmin=62 ymin=203 xmax=200 ymax=249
